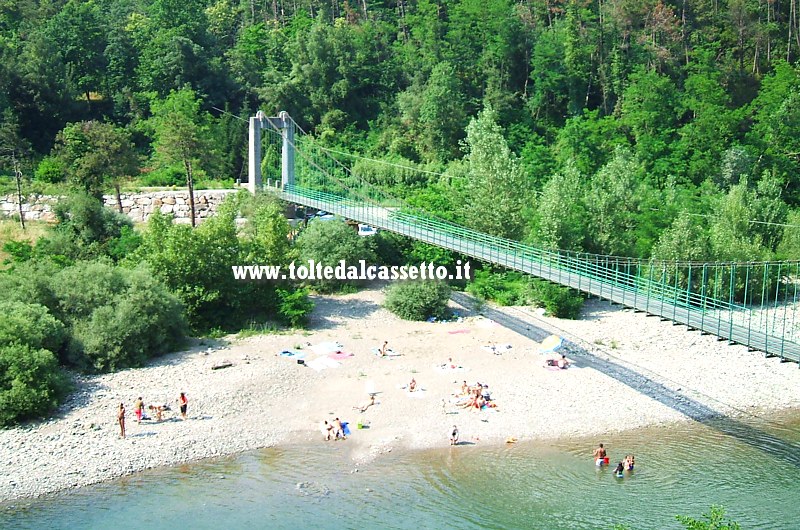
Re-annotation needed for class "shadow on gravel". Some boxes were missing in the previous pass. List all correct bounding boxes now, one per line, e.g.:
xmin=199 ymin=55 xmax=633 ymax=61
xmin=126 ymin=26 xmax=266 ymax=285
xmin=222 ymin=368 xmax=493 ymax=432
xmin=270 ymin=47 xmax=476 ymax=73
xmin=128 ymin=431 xmax=157 ymax=438
xmin=451 ymin=292 xmax=800 ymax=469
xmin=308 ymin=297 xmax=382 ymax=330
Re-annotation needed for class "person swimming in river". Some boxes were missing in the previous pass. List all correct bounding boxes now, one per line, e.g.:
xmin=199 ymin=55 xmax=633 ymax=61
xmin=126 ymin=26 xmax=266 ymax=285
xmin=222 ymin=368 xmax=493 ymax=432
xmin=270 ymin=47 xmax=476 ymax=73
xmin=624 ymin=454 xmax=635 ymax=470
xmin=614 ymin=461 xmax=625 ymax=477
xmin=593 ymin=443 xmax=608 ymax=466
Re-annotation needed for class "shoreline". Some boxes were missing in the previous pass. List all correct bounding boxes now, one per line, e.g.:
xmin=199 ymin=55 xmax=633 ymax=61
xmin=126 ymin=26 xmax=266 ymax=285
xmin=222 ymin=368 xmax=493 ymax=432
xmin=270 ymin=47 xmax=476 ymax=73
xmin=3 ymin=289 xmax=800 ymax=503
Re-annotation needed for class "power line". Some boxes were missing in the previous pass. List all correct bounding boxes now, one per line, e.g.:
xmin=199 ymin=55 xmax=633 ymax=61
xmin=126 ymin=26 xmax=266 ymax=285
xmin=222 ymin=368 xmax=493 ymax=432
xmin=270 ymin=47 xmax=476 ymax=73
xmin=213 ymin=109 xmax=800 ymax=230
xmin=211 ymin=106 xmax=247 ymax=122
xmin=652 ymin=209 xmax=800 ymax=229
xmin=317 ymin=146 xmax=460 ymax=180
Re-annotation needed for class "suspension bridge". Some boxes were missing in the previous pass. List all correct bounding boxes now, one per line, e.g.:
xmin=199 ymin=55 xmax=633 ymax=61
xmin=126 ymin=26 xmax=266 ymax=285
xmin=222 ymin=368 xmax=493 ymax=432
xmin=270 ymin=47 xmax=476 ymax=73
xmin=247 ymin=111 xmax=800 ymax=364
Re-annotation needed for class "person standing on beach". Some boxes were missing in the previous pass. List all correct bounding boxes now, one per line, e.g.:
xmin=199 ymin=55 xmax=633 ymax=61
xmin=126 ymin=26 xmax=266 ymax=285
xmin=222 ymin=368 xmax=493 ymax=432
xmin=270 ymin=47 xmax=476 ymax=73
xmin=179 ymin=392 xmax=188 ymax=420
xmin=133 ymin=397 xmax=144 ymax=423
xmin=450 ymin=425 xmax=459 ymax=445
xmin=118 ymin=403 xmax=126 ymax=438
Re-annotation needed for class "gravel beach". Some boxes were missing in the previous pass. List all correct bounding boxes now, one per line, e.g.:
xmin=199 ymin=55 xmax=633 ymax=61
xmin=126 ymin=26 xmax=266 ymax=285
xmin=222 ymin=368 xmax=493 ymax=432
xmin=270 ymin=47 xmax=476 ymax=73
xmin=2 ymin=288 xmax=799 ymax=502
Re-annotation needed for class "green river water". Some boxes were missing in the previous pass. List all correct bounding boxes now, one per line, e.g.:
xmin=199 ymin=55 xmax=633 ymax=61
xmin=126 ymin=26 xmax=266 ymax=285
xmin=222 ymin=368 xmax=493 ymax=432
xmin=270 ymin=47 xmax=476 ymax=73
xmin=3 ymin=409 xmax=800 ymax=529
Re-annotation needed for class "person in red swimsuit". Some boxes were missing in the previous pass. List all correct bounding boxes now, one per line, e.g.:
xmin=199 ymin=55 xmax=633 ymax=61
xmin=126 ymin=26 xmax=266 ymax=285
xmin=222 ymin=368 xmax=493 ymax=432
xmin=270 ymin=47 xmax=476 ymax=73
xmin=179 ymin=392 xmax=188 ymax=420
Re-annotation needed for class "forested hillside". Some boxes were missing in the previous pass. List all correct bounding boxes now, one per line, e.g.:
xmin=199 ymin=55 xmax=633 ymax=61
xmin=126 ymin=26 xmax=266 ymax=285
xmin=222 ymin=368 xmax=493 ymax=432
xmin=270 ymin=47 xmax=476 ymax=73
xmin=2 ymin=0 xmax=800 ymax=260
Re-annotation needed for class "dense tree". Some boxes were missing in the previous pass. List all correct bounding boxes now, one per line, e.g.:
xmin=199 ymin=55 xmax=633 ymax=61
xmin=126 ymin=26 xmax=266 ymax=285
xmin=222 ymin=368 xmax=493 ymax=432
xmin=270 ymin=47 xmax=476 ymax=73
xmin=530 ymin=162 xmax=587 ymax=251
xmin=384 ymin=280 xmax=451 ymax=321
xmin=294 ymin=218 xmax=377 ymax=292
xmin=45 ymin=0 xmax=108 ymax=104
xmin=459 ymin=107 xmax=528 ymax=240
xmin=0 ymin=0 xmax=799 ymax=261
xmin=52 ymin=121 xmax=138 ymax=208
xmin=149 ymin=88 xmax=213 ymax=227
xmin=584 ymin=147 xmax=646 ymax=256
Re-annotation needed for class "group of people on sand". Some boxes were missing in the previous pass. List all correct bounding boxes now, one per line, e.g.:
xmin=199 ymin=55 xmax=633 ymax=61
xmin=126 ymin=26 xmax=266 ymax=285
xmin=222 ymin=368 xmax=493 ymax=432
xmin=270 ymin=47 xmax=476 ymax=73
xmin=322 ymin=417 xmax=348 ymax=441
xmin=545 ymin=354 xmax=570 ymax=369
xmin=593 ymin=443 xmax=635 ymax=477
xmin=455 ymin=380 xmax=495 ymax=411
xmin=117 ymin=392 xmax=188 ymax=439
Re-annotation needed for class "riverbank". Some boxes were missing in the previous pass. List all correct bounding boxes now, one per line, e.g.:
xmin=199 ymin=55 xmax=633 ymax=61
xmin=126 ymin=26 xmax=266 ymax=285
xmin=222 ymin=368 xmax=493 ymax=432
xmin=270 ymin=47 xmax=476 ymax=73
xmin=3 ymin=288 xmax=800 ymax=502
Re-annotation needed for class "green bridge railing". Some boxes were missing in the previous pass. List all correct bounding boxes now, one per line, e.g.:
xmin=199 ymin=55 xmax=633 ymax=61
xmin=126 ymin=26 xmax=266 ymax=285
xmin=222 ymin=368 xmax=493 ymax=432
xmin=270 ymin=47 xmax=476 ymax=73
xmin=273 ymin=183 xmax=800 ymax=364
xmin=258 ymin=119 xmax=800 ymax=364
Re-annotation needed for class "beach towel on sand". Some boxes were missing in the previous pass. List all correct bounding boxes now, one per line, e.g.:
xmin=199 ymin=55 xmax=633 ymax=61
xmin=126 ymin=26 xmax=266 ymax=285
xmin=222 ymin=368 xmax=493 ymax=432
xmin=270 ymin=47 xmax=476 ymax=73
xmin=371 ymin=347 xmax=402 ymax=357
xmin=279 ymin=350 xmax=307 ymax=359
xmin=328 ymin=351 xmax=354 ymax=360
xmin=305 ymin=357 xmax=341 ymax=371
xmin=311 ymin=342 xmax=344 ymax=355
xmin=447 ymin=329 xmax=470 ymax=335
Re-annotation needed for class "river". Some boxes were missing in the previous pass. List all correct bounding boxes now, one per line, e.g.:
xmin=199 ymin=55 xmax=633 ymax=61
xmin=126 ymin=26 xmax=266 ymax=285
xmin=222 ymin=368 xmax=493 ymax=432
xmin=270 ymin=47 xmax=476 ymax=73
xmin=4 ymin=409 xmax=800 ymax=529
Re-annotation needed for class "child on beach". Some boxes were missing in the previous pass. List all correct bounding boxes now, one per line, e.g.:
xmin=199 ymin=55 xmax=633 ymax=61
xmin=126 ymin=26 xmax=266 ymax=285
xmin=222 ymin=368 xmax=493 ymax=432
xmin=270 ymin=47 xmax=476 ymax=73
xmin=322 ymin=420 xmax=333 ymax=441
xmin=179 ymin=392 xmax=188 ymax=419
xmin=133 ymin=397 xmax=144 ymax=423
xmin=450 ymin=425 xmax=459 ymax=445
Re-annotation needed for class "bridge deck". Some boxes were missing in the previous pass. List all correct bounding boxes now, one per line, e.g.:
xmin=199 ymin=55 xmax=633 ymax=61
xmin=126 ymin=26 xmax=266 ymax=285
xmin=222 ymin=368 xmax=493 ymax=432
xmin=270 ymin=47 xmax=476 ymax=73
xmin=279 ymin=186 xmax=800 ymax=363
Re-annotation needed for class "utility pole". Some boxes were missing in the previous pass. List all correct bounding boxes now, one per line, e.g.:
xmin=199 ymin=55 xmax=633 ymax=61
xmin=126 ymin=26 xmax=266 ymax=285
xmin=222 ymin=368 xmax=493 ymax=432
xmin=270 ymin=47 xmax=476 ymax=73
xmin=12 ymin=151 xmax=25 ymax=230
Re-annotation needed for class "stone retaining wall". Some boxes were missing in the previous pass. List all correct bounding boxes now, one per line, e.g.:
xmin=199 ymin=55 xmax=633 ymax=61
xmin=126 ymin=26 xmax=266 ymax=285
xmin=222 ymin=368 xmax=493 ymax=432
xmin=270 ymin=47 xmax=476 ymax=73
xmin=0 ymin=189 xmax=239 ymax=224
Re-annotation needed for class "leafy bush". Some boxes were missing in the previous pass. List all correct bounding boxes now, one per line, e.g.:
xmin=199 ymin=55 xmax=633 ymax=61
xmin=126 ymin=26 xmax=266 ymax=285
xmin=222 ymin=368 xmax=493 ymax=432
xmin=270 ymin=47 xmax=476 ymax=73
xmin=36 ymin=193 xmax=135 ymax=262
xmin=34 ymin=157 xmax=65 ymax=184
xmin=676 ymin=505 xmax=740 ymax=530
xmin=0 ymin=300 xmax=67 ymax=352
xmin=69 ymin=267 xmax=186 ymax=372
xmin=49 ymin=259 xmax=128 ymax=324
xmin=134 ymin=201 xmax=283 ymax=331
xmin=0 ymin=344 xmax=70 ymax=427
xmin=0 ymin=259 xmax=62 ymax=311
xmin=45 ymin=262 xmax=187 ymax=372
xmin=140 ymin=165 xmax=185 ymax=187
xmin=529 ymin=280 xmax=584 ymax=319
xmin=467 ymin=269 xmax=530 ymax=306
xmin=385 ymin=280 xmax=451 ymax=321
xmin=277 ymin=288 xmax=314 ymax=327
xmin=2 ymin=240 xmax=34 ymax=264
xmin=295 ymin=219 xmax=377 ymax=292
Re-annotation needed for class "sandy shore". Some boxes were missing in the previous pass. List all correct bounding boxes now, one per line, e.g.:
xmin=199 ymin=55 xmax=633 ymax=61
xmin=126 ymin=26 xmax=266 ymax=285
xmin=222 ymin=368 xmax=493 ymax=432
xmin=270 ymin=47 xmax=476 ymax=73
xmin=2 ymin=288 xmax=800 ymax=502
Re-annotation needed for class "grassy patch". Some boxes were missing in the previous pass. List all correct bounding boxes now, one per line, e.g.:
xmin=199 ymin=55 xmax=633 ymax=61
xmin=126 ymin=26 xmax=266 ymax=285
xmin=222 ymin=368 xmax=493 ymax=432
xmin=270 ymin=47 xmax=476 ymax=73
xmin=0 ymin=219 xmax=49 ymax=267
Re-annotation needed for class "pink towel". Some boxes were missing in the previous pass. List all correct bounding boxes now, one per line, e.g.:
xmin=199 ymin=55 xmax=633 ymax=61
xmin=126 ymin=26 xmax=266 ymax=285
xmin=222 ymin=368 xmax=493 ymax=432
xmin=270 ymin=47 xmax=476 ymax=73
xmin=328 ymin=351 xmax=354 ymax=360
xmin=447 ymin=329 xmax=470 ymax=335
